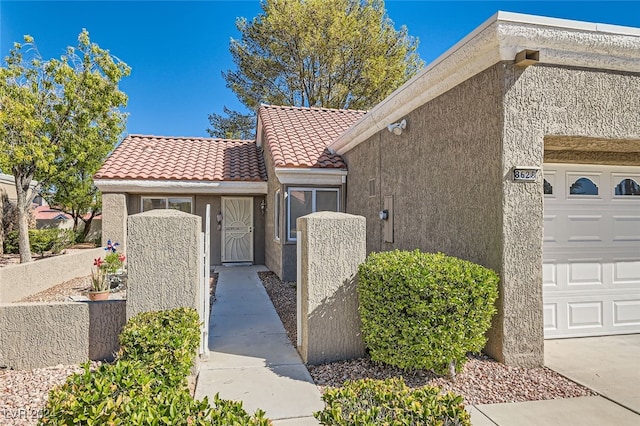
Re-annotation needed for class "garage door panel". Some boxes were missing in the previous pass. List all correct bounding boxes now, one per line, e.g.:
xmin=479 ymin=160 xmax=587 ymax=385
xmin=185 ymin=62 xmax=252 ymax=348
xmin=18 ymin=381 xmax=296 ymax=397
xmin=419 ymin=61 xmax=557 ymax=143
xmin=567 ymin=215 xmax=603 ymax=242
xmin=613 ymin=300 xmax=640 ymax=326
xmin=544 ymin=303 xmax=558 ymax=331
xmin=613 ymin=216 xmax=640 ymax=241
xmin=613 ymin=260 xmax=640 ymax=285
xmin=568 ymin=259 xmax=603 ymax=286
xmin=568 ymin=301 xmax=603 ymax=329
xmin=544 ymin=164 xmax=640 ymax=339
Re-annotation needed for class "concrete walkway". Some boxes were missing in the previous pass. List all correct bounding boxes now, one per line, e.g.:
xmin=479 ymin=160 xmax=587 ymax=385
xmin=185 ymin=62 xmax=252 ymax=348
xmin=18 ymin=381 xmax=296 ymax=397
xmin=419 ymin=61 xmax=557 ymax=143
xmin=195 ymin=265 xmax=323 ymax=425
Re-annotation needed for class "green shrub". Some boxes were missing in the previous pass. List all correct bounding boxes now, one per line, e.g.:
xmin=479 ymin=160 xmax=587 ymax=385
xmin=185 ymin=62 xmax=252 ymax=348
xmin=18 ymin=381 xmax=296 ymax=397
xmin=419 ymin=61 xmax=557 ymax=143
xmin=358 ymin=250 xmax=499 ymax=375
xmin=118 ymin=307 xmax=201 ymax=387
xmin=40 ymin=361 xmax=270 ymax=425
xmin=314 ymin=378 xmax=470 ymax=425
xmin=3 ymin=228 xmax=75 ymax=255
xmin=3 ymin=230 xmax=18 ymax=253
xmin=41 ymin=309 xmax=271 ymax=425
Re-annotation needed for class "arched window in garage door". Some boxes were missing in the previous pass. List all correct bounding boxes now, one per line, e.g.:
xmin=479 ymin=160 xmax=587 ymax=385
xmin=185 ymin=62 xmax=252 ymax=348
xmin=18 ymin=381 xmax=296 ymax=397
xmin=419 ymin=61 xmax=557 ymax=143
xmin=614 ymin=178 xmax=640 ymax=196
xmin=569 ymin=177 xmax=598 ymax=195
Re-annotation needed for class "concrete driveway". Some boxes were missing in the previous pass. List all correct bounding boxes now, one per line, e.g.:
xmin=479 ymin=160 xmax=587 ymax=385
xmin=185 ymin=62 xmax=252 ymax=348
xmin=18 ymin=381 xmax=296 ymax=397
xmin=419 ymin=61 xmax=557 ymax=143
xmin=545 ymin=334 xmax=640 ymax=414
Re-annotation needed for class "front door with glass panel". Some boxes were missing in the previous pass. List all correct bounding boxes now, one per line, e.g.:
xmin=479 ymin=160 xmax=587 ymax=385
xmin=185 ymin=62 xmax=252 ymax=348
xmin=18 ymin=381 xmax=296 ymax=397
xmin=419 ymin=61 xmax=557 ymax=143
xmin=221 ymin=197 xmax=253 ymax=262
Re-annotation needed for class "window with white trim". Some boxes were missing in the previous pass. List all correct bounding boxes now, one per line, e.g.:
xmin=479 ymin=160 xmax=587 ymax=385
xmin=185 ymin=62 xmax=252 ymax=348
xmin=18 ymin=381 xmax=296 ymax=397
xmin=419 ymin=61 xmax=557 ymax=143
xmin=141 ymin=196 xmax=193 ymax=213
xmin=287 ymin=188 xmax=340 ymax=241
xmin=274 ymin=190 xmax=281 ymax=241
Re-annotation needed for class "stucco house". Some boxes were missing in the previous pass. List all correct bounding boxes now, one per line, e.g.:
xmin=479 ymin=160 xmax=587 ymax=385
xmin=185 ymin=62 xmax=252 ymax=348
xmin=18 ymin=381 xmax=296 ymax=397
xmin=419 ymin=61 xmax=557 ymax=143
xmin=96 ymin=12 xmax=640 ymax=367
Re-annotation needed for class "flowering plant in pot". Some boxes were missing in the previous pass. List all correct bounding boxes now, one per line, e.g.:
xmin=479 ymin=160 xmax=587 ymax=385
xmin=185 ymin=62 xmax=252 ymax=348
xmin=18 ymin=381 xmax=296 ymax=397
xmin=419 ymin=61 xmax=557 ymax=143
xmin=88 ymin=240 xmax=126 ymax=300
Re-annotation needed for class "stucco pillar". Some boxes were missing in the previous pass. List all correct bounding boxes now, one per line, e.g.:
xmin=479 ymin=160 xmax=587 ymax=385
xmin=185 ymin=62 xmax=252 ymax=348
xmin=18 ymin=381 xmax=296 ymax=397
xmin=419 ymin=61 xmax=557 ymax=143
xmin=297 ymin=211 xmax=367 ymax=364
xmin=101 ymin=193 xmax=128 ymax=253
xmin=126 ymin=210 xmax=201 ymax=320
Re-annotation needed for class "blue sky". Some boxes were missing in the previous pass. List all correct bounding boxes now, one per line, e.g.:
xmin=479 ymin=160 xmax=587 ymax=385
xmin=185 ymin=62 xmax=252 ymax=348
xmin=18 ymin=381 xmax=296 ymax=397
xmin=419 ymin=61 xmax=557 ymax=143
xmin=2 ymin=1 xmax=639 ymax=138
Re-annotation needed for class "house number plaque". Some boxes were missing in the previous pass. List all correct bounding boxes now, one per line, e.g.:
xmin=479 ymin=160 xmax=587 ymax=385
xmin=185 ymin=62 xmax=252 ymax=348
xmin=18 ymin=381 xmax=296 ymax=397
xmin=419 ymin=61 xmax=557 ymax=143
xmin=513 ymin=167 xmax=540 ymax=182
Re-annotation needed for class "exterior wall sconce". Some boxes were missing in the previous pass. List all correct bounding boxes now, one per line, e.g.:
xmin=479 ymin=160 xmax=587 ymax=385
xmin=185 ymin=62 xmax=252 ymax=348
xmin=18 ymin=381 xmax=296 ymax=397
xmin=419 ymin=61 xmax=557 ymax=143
xmin=379 ymin=209 xmax=389 ymax=220
xmin=216 ymin=211 xmax=223 ymax=231
xmin=260 ymin=199 xmax=266 ymax=215
xmin=387 ymin=119 xmax=406 ymax=136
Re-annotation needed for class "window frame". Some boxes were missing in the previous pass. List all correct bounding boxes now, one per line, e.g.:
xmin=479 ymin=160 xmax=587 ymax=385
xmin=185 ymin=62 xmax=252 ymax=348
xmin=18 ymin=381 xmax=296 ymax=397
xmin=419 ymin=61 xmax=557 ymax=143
xmin=286 ymin=187 xmax=340 ymax=242
xmin=141 ymin=196 xmax=194 ymax=214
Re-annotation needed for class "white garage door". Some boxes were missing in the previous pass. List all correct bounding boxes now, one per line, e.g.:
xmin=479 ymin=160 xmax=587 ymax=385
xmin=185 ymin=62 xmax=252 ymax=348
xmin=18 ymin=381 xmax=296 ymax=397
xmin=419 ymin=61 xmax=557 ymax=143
xmin=543 ymin=164 xmax=640 ymax=339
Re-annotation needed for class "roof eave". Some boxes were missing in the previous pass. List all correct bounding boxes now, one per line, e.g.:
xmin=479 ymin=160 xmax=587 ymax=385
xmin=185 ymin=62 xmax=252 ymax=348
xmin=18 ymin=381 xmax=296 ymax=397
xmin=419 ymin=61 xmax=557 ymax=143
xmin=329 ymin=11 xmax=640 ymax=155
xmin=94 ymin=179 xmax=268 ymax=195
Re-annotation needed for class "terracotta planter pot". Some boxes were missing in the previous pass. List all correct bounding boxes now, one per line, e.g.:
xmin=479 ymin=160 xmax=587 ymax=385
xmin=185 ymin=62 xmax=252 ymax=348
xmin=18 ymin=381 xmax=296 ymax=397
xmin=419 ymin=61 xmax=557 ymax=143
xmin=87 ymin=290 xmax=110 ymax=301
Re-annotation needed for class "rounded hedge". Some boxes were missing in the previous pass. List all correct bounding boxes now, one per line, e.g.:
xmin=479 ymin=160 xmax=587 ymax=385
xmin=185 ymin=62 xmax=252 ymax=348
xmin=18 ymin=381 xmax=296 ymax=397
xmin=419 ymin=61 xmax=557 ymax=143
xmin=314 ymin=377 xmax=470 ymax=425
xmin=357 ymin=250 xmax=499 ymax=375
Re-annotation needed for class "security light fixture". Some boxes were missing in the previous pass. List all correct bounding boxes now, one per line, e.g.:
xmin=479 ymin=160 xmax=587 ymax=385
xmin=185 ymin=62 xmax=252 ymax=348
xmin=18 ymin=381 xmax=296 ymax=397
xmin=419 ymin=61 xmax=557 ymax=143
xmin=387 ymin=119 xmax=406 ymax=136
xmin=379 ymin=209 xmax=389 ymax=220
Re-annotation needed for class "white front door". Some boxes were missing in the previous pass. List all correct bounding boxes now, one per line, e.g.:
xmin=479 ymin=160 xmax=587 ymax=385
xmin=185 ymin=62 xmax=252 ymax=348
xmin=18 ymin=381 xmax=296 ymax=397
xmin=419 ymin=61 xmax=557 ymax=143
xmin=543 ymin=164 xmax=640 ymax=338
xmin=221 ymin=197 xmax=254 ymax=263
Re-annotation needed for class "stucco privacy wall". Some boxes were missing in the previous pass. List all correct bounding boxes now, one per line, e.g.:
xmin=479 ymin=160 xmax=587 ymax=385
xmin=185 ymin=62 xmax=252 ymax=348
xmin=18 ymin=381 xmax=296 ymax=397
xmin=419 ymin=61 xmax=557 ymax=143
xmin=0 ymin=247 xmax=104 ymax=303
xmin=126 ymin=209 xmax=201 ymax=320
xmin=101 ymin=193 xmax=128 ymax=253
xmin=297 ymin=212 xmax=367 ymax=364
xmin=0 ymin=300 xmax=125 ymax=369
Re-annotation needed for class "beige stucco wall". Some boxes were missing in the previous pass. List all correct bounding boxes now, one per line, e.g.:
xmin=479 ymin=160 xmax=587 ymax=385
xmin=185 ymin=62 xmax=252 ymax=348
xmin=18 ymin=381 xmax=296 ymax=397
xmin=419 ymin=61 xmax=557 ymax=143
xmin=495 ymin=64 xmax=640 ymax=364
xmin=102 ymin=193 xmax=129 ymax=253
xmin=126 ymin=209 xmax=201 ymax=320
xmin=0 ymin=300 xmax=125 ymax=369
xmin=343 ymin=62 xmax=640 ymax=367
xmin=297 ymin=212 xmax=367 ymax=364
xmin=0 ymin=247 xmax=104 ymax=303
xmin=264 ymin=149 xmax=284 ymax=278
xmin=344 ymin=63 xmax=518 ymax=365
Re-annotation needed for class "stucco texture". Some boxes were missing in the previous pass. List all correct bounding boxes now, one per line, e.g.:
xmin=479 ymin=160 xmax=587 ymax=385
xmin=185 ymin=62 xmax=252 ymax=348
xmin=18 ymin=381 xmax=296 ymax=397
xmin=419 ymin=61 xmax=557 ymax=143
xmin=101 ymin=193 xmax=128 ymax=254
xmin=0 ymin=300 xmax=125 ymax=369
xmin=343 ymin=61 xmax=640 ymax=367
xmin=263 ymin=149 xmax=284 ymax=279
xmin=0 ymin=247 xmax=104 ymax=303
xmin=297 ymin=212 xmax=367 ymax=364
xmin=126 ymin=210 xmax=201 ymax=320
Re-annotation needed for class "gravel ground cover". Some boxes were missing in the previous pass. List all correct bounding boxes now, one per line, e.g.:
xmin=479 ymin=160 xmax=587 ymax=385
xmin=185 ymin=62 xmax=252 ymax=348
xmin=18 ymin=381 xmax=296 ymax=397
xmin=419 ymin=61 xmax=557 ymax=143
xmin=0 ymin=363 xmax=101 ymax=426
xmin=257 ymin=271 xmax=596 ymax=405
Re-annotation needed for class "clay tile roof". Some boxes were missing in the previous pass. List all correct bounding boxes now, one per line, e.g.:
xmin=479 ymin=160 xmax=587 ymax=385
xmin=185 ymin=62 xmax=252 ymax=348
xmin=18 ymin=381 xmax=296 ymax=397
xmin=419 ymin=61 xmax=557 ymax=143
xmin=95 ymin=135 xmax=267 ymax=182
xmin=258 ymin=105 xmax=366 ymax=169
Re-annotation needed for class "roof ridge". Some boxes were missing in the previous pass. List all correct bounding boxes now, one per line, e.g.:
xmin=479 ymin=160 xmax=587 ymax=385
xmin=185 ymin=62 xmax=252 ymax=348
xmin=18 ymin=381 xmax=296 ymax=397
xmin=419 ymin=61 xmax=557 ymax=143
xmin=126 ymin=134 xmax=255 ymax=143
xmin=259 ymin=104 xmax=368 ymax=114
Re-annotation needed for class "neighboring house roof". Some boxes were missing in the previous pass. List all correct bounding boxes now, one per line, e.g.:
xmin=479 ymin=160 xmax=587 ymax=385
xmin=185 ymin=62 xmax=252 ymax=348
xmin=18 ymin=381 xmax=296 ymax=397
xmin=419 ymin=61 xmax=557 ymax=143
xmin=33 ymin=205 xmax=70 ymax=221
xmin=95 ymin=135 xmax=267 ymax=182
xmin=258 ymin=105 xmax=366 ymax=169
xmin=33 ymin=205 xmax=102 ymax=221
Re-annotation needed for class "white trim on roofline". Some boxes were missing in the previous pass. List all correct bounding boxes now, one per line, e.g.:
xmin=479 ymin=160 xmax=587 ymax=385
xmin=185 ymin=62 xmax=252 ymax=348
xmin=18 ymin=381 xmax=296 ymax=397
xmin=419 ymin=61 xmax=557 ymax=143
xmin=94 ymin=179 xmax=268 ymax=194
xmin=274 ymin=167 xmax=347 ymax=185
xmin=329 ymin=11 xmax=640 ymax=155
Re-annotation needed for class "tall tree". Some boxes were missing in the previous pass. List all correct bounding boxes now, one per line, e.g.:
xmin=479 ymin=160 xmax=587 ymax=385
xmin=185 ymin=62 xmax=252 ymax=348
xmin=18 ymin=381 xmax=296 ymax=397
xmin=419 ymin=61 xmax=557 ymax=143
xmin=0 ymin=30 xmax=130 ymax=262
xmin=208 ymin=0 xmax=423 ymax=137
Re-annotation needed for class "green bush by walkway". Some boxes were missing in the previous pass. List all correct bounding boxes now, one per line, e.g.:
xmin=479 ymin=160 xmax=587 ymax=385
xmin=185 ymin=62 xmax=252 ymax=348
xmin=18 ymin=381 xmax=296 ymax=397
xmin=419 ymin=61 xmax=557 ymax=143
xmin=358 ymin=250 xmax=499 ymax=376
xmin=40 ymin=308 xmax=270 ymax=425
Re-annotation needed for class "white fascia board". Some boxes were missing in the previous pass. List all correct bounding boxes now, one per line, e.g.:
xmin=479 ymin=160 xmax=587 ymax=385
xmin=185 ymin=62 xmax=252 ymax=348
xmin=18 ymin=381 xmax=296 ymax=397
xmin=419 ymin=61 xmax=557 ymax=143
xmin=330 ymin=11 xmax=640 ymax=155
xmin=94 ymin=179 xmax=268 ymax=194
xmin=274 ymin=168 xmax=347 ymax=185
